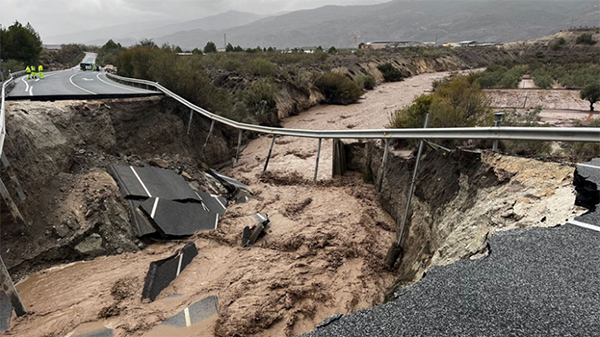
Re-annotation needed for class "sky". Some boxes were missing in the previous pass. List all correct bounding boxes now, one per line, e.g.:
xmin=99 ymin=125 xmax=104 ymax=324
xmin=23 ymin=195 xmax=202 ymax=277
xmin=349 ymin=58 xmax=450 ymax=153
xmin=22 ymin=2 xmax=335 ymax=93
xmin=0 ymin=0 xmax=389 ymax=38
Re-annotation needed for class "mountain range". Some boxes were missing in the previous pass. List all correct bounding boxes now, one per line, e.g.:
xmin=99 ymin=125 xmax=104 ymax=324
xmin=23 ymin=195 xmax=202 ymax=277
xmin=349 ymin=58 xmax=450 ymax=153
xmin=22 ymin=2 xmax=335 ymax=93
xmin=46 ymin=0 xmax=600 ymax=49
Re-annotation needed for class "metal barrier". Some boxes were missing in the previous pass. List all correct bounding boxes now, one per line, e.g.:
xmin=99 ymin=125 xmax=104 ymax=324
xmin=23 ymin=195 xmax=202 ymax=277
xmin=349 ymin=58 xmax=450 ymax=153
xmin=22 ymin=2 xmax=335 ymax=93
xmin=106 ymin=73 xmax=600 ymax=143
xmin=0 ymin=76 xmax=14 ymax=156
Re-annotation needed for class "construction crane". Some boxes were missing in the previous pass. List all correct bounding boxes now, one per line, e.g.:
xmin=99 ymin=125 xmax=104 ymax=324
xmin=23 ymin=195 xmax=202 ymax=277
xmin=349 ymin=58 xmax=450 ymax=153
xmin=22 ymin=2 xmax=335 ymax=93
xmin=354 ymin=34 xmax=360 ymax=49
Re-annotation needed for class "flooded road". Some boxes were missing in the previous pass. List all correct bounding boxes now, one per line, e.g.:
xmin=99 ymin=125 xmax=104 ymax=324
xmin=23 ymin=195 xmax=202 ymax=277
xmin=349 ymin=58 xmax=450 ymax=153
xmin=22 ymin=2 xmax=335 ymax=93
xmin=6 ymin=70 xmax=453 ymax=337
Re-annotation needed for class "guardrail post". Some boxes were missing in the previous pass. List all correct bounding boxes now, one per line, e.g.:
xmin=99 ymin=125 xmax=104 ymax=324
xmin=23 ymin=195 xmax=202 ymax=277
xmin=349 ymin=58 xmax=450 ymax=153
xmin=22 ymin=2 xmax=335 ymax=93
xmin=186 ymin=109 xmax=194 ymax=135
xmin=235 ymin=130 xmax=243 ymax=165
xmin=492 ymin=112 xmax=504 ymax=153
xmin=1 ymin=154 xmax=26 ymax=201
xmin=0 ymin=177 xmax=28 ymax=234
xmin=0 ymin=256 xmax=26 ymax=317
xmin=385 ymin=114 xmax=429 ymax=269
xmin=314 ymin=138 xmax=322 ymax=182
xmin=378 ymin=138 xmax=391 ymax=191
xmin=263 ymin=135 xmax=277 ymax=172
xmin=203 ymin=120 xmax=215 ymax=150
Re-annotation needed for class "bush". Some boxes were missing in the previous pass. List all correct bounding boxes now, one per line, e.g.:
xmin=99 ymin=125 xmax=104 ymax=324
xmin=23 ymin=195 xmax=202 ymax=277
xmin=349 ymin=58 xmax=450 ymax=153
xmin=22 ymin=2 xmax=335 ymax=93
xmin=390 ymin=75 xmax=491 ymax=130
xmin=501 ymin=106 xmax=552 ymax=158
xmin=355 ymin=75 xmax=376 ymax=90
xmin=246 ymin=58 xmax=277 ymax=77
xmin=244 ymin=79 xmax=278 ymax=123
xmin=314 ymin=72 xmax=363 ymax=105
xmin=218 ymin=57 xmax=242 ymax=72
xmin=533 ymin=74 xmax=554 ymax=89
xmin=576 ymin=33 xmax=596 ymax=45
xmin=377 ymin=63 xmax=403 ymax=82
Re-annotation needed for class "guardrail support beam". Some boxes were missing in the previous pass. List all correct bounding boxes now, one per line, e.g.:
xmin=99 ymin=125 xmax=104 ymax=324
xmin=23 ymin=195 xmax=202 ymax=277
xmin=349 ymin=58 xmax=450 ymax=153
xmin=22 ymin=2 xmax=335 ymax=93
xmin=186 ymin=109 xmax=194 ymax=135
xmin=385 ymin=114 xmax=429 ymax=269
xmin=314 ymin=138 xmax=322 ymax=182
xmin=1 ymin=154 xmax=26 ymax=201
xmin=263 ymin=135 xmax=277 ymax=172
xmin=0 ymin=256 xmax=26 ymax=316
xmin=203 ymin=120 xmax=215 ymax=150
xmin=235 ymin=130 xmax=243 ymax=165
xmin=0 ymin=177 xmax=28 ymax=234
xmin=378 ymin=138 xmax=391 ymax=191
xmin=492 ymin=112 xmax=505 ymax=153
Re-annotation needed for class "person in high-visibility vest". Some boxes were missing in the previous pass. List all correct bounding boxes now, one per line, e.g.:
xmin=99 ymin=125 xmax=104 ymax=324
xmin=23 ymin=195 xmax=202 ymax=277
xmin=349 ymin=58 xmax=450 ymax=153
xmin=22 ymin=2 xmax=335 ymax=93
xmin=38 ymin=65 xmax=44 ymax=79
xmin=26 ymin=66 xmax=31 ymax=79
xmin=30 ymin=65 xmax=37 ymax=79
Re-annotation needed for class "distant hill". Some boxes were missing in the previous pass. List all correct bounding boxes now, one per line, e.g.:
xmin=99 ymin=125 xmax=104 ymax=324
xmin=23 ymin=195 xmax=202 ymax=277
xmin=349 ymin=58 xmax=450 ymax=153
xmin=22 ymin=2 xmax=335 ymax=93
xmin=154 ymin=0 xmax=600 ymax=49
xmin=45 ymin=10 xmax=266 ymax=46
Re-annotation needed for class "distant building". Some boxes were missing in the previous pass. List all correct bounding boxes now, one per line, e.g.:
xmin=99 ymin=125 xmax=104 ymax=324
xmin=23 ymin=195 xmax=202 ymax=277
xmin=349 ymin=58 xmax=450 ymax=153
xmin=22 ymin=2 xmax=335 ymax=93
xmin=43 ymin=44 xmax=62 ymax=50
xmin=458 ymin=41 xmax=478 ymax=47
xmin=361 ymin=41 xmax=422 ymax=50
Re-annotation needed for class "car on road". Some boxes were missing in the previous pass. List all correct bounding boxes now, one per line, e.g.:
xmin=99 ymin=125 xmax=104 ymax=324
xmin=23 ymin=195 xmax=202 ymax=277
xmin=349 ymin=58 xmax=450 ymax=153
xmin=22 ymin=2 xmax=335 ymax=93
xmin=80 ymin=62 xmax=99 ymax=71
xmin=103 ymin=64 xmax=117 ymax=74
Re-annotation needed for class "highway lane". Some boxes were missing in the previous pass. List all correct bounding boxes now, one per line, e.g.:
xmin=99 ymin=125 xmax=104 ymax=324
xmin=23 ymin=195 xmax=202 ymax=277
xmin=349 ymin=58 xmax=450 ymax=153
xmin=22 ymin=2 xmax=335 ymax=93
xmin=7 ymin=52 xmax=158 ymax=99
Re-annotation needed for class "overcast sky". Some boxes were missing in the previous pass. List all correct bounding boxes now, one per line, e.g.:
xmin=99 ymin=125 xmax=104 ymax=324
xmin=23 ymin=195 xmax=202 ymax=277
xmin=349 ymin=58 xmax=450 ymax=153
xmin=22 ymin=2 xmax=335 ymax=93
xmin=0 ymin=0 xmax=389 ymax=38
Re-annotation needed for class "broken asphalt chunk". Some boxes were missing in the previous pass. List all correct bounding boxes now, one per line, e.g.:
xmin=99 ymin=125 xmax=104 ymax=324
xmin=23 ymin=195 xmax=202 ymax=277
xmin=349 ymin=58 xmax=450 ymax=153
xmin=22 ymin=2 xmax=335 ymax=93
xmin=142 ymin=243 xmax=198 ymax=301
xmin=109 ymin=165 xmax=200 ymax=201
xmin=139 ymin=198 xmax=219 ymax=237
xmin=163 ymin=296 xmax=219 ymax=327
xmin=242 ymin=213 xmax=270 ymax=247
xmin=194 ymin=190 xmax=228 ymax=216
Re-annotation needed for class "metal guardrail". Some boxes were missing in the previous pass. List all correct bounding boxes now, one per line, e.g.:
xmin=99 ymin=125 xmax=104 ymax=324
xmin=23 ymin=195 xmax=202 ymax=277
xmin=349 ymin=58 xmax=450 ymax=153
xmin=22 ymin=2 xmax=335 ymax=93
xmin=107 ymin=73 xmax=600 ymax=143
xmin=0 ymin=76 xmax=14 ymax=156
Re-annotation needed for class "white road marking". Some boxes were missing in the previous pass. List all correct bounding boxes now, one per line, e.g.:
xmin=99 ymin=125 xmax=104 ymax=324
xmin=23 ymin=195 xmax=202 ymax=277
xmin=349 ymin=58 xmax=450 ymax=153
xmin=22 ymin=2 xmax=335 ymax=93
xmin=29 ymin=86 xmax=33 ymax=96
xmin=96 ymin=73 xmax=148 ymax=93
xmin=35 ymin=78 xmax=40 ymax=82
xmin=195 ymin=192 xmax=210 ymax=212
xmin=150 ymin=198 xmax=159 ymax=218
xmin=214 ymin=213 xmax=219 ymax=229
xmin=176 ymin=253 xmax=184 ymax=276
xmin=129 ymin=166 xmax=152 ymax=197
xmin=184 ymin=307 xmax=191 ymax=327
xmin=211 ymin=194 xmax=226 ymax=210
xmin=83 ymin=78 xmax=94 ymax=81
xmin=578 ymin=163 xmax=600 ymax=170
xmin=69 ymin=73 xmax=96 ymax=95
xmin=256 ymin=213 xmax=266 ymax=222
xmin=21 ymin=77 xmax=29 ymax=92
xmin=568 ymin=220 xmax=600 ymax=232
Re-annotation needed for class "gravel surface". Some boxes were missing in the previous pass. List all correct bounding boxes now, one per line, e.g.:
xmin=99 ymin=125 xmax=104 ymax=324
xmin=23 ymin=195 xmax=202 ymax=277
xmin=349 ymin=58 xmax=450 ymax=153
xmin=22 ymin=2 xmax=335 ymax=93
xmin=302 ymin=224 xmax=600 ymax=337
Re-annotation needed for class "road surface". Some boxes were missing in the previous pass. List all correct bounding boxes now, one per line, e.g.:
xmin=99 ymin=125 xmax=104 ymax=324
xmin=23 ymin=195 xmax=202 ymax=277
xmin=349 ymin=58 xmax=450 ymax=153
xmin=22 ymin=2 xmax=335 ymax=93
xmin=7 ymin=52 xmax=159 ymax=100
xmin=303 ymin=160 xmax=600 ymax=337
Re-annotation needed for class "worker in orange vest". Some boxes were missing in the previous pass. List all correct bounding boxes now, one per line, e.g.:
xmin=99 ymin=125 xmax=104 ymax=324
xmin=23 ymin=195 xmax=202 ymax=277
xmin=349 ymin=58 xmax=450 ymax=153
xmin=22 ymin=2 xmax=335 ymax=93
xmin=38 ymin=65 xmax=44 ymax=79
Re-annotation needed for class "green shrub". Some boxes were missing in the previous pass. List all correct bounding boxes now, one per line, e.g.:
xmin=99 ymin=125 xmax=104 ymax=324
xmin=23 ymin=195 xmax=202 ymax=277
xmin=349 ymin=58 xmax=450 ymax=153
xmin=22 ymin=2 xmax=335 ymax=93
xmin=314 ymin=72 xmax=363 ymax=105
xmin=561 ymin=119 xmax=600 ymax=162
xmin=580 ymin=83 xmax=600 ymax=111
xmin=576 ymin=33 xmax=596 ymax=45
xmin=501 ymin=106 xmax=552 ymax=158
xmin=244 ymin=79 xmax=278 ymax=123
xmin=390 ymin=75 xmax=491 ymax=130
xmin=246 ymin=58 xmax=277 ymax=77
xmin=533 ymin=74 xmax=554 ymax=89
xmin=356 ymin=75 xmax=376 ymax=90
xmin=377 ymin=63 xmax=403 ymax=82
xmin=218 ymin=57 xmax=242 ymax=72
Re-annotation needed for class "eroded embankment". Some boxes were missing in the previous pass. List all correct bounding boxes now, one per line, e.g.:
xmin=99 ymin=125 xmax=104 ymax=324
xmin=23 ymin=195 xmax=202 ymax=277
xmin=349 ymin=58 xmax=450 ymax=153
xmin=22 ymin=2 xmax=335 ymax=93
xmin=346 ymin=142 xmax=582 ymax=296
xmin=1 ymin=96 xmax=236 ymax=277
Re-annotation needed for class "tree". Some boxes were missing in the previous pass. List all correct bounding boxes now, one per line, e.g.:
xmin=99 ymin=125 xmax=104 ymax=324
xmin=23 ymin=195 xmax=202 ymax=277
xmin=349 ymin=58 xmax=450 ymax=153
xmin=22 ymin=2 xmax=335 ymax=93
xmin=580 ymin=83 xmax=600 ymax=111
xmin=225 ymin=43 xmax=234 ymax=52
xmin=192 ymin=48 xmax=203 ymax=55
xmin=377 ymin=63 xmax=403 ymax=82
xmin=0 ymin=21 xmax=43 ymax=64
xmin=174 ymin=46 xmax=183 ymax=53
xmin=203 ymin=41 xmax=217 ymax=53
xmin=137 ymin=38 xmax=156 ymax=47
xmin=327 ymin=46 xmax=337 ymax=54
xmin=234 ymin=45 xmax=244 ymax=52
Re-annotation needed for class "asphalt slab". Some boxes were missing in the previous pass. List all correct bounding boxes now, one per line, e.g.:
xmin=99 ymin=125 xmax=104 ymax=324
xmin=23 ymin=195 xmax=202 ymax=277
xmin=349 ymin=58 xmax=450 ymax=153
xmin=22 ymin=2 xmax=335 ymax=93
xmin=142 ymin=243 xmax=198 ymax=301
xmin=109 ymin=165 xmax=199 ymax=201
xmin=139 ymin=198 xmax=219 ymax=237
xmin=302 ymin=224 xmax=600 ymax=337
